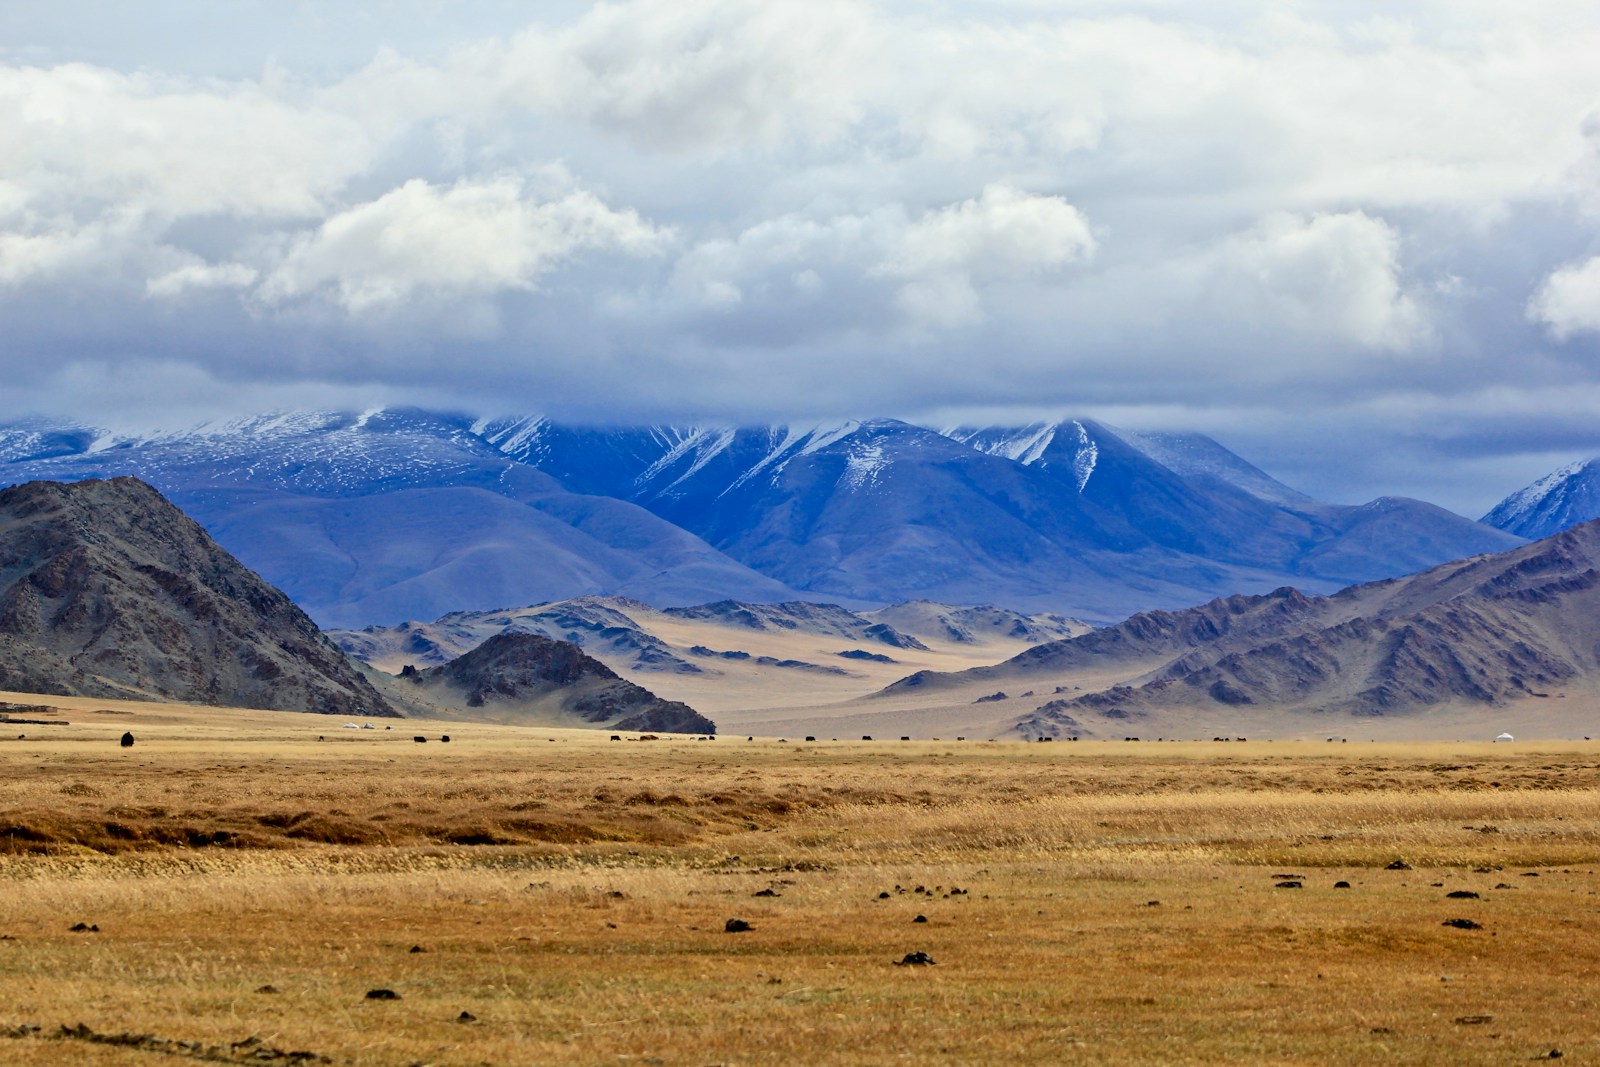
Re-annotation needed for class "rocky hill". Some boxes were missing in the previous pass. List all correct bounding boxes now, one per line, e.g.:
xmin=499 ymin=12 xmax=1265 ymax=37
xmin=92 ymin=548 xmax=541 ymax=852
xmin=888 ymin=519 xmax=1600 ymax=737
xmin=0 ymin=478 xmax=395 ymax=716
xmin=376 ymin=632 xmax=714 ymax=733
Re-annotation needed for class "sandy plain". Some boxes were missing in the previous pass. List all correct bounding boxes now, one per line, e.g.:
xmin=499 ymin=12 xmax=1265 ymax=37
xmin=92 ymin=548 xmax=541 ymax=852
xmin=3 ymin=690 xmax=1600 ymax=1065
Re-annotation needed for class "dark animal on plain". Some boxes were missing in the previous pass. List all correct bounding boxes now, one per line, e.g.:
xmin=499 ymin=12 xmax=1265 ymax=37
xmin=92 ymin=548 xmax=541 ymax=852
xmin=119 ymin=732 xmax=134 ymax=748
xmin=413 ymin=736 xmax=427 ymax=743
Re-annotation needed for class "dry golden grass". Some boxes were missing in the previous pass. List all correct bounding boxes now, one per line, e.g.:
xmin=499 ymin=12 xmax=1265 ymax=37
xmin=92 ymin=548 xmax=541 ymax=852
xmin=2 ymin=694 xmax=1599 ymax=1064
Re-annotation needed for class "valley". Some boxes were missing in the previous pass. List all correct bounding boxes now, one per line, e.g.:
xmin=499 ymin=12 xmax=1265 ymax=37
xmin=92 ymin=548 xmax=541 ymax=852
xmin=2 ymin=698 xmax=1597 ymax=1065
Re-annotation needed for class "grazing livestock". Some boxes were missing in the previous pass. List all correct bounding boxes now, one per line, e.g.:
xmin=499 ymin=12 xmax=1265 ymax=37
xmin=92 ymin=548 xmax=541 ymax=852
xmin=413 ymin=736 xmax=427 ymax=743
xmin=119 ymin=732 xmax=135 ymax=748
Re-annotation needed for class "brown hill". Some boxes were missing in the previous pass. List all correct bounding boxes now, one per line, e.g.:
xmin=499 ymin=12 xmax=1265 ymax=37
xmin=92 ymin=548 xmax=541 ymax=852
xmin=864 ymin=519 xmax=1600 ymax=738
xmin=1005 ymin=519 xmax=1600 ymax=736
xmin=375 ymin=632 xmax=715 ymax=734
xmin=0 ymin=478 xmax=395 ymax=716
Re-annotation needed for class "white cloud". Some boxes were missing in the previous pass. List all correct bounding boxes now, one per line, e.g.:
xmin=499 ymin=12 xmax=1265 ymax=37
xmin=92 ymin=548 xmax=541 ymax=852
xmin=490 ymin=0 xmax=876 ymax=153
xmin=886 ymin=185 xmax=1096 ymax=277
xmin=0 ymin=62 xmax=369 ymax=220
xmin=0 ymin=211 xmax=141 ymax=285
xmin=1201 ymin=211 xmax=1428 ymax=351
xmin=666 ymin=186 xmax=1095 ymax=335
xmin=257 ymin=176 xmax=669 ymax=312
xmin=882 ymin=185 xmax=1096 ymax=328
xmin=145 ymin=261 xmax=259 ymax=299
xmin=1529 ymin=257 xmax=1600 ymax=340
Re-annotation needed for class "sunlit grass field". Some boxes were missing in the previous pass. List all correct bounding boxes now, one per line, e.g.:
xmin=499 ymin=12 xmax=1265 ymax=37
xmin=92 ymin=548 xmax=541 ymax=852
xmin=3 ymin=698 xmax=1598 ymax=1064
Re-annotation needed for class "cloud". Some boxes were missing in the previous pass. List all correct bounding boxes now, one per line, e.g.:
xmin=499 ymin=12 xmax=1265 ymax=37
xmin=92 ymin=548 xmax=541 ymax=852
xmin=1199 ymin=211 xmax=1428 ymax=351
xmin=5 ymin=1 xmax=1600 ymax=517
xmin=256 ymin=175 xmax=669 ymax=313
xmin=882 ymin=185 xmax=1096 ymax=328
xmin=0 ymin=62 xmax=368 ymax=220
xmin=146 ymin=261 xmax=259 ymax=299
xmin=492 ymin=0 xmax=876 ymax=153
xmin=1529 ymin=257 xmax=1600 ymax=340
xmin=664 ymin=185 xmax=1095 ymax=337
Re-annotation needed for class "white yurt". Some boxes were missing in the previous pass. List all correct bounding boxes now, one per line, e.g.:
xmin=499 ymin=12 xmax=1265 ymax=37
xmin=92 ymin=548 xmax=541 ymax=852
xmin=1494 ymin=732 xmax=1514 ymax=742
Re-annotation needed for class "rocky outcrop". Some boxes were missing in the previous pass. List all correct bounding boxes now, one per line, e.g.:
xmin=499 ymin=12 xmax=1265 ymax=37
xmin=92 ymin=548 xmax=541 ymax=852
xmin=0 ymin=478 xmax=395 ymax=716
xmin=392 ymin=633 xmax=714 ymax=734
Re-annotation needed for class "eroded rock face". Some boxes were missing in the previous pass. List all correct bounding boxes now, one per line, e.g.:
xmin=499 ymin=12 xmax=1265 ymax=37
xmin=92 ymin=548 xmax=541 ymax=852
xmin=0 ymin=478 xmax=395 ymax=717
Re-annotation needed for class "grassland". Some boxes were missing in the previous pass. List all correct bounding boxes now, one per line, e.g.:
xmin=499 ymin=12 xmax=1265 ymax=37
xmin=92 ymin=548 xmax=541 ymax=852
xmin=3 ymin=693 xmax=1599 ymax=1064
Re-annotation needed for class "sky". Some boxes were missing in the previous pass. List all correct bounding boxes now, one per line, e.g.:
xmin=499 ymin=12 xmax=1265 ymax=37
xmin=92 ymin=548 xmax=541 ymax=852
xmin=4 ymin=1 xmax=1600 ymax=517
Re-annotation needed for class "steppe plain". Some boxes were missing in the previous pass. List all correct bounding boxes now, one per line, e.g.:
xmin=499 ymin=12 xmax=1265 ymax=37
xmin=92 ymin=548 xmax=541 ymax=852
xmin=4 ymin=690 xmax=1600 ymax=1065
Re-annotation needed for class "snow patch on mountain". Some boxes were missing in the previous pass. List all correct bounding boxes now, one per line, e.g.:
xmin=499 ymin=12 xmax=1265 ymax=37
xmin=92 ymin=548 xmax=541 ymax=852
xmin=1482 ymin=457 xmax=1600 ymax=539
xmin=840 ymin=441 xmax=889 ymax=492
xmin=1486 ymin=459 xmax=1587 ymax=525
xmin=640 ymin=427 xmax=738 ymax=494
xmin=1070 ymin=421 xmax=1098 ymax=493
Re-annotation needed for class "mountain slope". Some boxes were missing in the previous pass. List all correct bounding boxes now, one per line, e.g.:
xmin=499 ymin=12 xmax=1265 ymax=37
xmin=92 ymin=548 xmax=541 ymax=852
xmin=0 ymin=478 xmax=395 ymax=715
xmin=948 ymin=418 xmax=1524 ymax=587
xmin=1482 ymin=458 xmax=1600 ymax=540
xmin=0 ymin=411 xmax=806 ymax=627
xmin=900 ymin=519 xmax=1600 ymax=736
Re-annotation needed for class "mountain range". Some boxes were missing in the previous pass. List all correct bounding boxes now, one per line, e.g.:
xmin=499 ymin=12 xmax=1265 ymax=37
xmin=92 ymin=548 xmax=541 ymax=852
xmin=0 ymin=409 xmax=1526 ymax=629
xmin=0 ymin=476 xmax=720 ymax=733
xmin=875 ymin=517 xmax=1600 ymax=740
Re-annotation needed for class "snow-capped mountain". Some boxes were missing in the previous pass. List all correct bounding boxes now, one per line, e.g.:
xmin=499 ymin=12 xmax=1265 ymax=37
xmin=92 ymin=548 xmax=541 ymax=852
xmin=0 ymin=409 xmax=1524 ymax=628
xmin=0 ymin=410 xmax=805 ymax=627
xmin=1481 ymin=458 xmax=1600 ymax=540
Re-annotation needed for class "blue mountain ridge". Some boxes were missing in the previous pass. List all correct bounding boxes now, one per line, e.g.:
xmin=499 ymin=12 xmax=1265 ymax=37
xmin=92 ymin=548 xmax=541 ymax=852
xmin=1482 ymin=457 xmax=1600 ymax=541
xmin=0 ymin=409 xmax=1523 ymax=628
